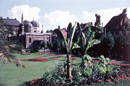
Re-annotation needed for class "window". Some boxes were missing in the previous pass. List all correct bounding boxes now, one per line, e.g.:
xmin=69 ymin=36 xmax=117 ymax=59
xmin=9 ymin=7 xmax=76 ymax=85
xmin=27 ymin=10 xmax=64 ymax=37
xmin=29 ymin=38 xmax=31 ymax=43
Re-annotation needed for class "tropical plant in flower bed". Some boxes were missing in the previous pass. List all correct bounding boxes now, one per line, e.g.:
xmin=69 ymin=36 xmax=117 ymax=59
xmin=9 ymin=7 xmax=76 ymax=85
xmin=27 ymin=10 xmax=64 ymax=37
xmin=22 ymin=55 xmax=127 ymax=86
xmin=80 ymin=55 xmax=120 ymax=82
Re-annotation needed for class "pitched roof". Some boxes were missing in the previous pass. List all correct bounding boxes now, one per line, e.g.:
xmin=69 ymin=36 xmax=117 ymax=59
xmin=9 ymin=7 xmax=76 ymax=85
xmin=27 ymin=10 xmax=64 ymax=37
xmin=2 ymin=17 xmax=20 ymax=26
xmin=104 ymin=13 xmax=130 ymax=31
xmin=104 ymin=14 xmax=123 ymax=30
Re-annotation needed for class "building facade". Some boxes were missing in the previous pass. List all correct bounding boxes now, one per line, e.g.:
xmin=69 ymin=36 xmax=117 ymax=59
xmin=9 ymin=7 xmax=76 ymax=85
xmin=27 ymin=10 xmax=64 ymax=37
xmin=103 ymin=8 xmax=130 ymax=35
xmin=1 ymin=14 xmax=52 ymax=49
xmin=18 ymin=13 xmax=52 ymax=49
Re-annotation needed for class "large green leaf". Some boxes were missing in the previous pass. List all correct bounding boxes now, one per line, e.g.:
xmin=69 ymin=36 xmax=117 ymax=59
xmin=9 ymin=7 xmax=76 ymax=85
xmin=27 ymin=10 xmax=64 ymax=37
xmin=54 ymin=22 xmax=79 ymax=54
xmin=69 ymin=22 xmax=78 ymax=51
xmin=77 ymin=25 xmax=101 ymax=55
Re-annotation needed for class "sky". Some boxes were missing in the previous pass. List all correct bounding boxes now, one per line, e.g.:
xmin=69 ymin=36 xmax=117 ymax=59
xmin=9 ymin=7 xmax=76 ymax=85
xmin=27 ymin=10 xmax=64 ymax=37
xmin=0 ymin=0 xmax=130 ymax=32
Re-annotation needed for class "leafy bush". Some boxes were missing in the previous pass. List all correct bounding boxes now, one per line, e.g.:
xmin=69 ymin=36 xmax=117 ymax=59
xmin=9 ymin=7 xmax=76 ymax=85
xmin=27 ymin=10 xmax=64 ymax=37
xmin=80 ymin=55 xmax=120 ymax=81
xmin=43 ymin=63 xmax=67 ymax=83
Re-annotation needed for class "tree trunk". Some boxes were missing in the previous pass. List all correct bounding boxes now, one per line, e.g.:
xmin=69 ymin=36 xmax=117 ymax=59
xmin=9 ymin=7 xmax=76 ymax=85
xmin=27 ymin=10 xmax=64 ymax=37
xmin=67 ymin=54 xmax=72 ymax=81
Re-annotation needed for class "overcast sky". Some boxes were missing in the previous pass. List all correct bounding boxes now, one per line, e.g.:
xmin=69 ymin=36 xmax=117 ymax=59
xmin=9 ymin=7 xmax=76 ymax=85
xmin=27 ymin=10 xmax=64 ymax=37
xmin=0 ymin=0 xmax=130 ymax=32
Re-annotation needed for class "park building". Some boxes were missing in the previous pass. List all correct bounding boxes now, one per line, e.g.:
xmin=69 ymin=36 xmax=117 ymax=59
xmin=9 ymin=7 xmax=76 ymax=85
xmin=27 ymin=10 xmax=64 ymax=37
xmin=1 ymin=13 xmax=52 ymax=49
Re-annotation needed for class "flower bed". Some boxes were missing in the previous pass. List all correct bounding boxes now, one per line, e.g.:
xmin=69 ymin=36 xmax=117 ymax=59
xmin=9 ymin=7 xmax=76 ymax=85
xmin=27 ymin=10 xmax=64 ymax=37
xmin=55 ymin=55 xmax=64 ymax=57
xmin=22 ymin=62 xmax=130 ymax=86
xmin=21 ymin=53 xmax=30 ymax=55
xmin=111 ymin=63 xmax=130 ymax=66
xmin=20 ymin=57 xmax=58 ymax=62
xmin=91 ymin=60 xmax=130 ymax=67
xmin=49 ymin=58 xmax=58 ymax=60
xmin=28 ymin=57 xmax=48 ymax=60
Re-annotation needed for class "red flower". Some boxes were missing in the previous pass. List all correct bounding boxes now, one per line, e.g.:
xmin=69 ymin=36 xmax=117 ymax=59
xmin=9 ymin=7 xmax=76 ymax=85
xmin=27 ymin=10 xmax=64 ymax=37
xmin=28 ymin=57 xmax=48 ymax=60
xmin=111 ymin=63 xmax=130 ymax=66
xmin=31 ymin=80 xmax=34 ymax=83
xmin=98 ymin=79 xmax=102 ymax=82
xmin=21 ymin=57 xmax=49 ymax=62
xmin=71 ymin=57 xmax=77 ymax=60
xmin=117 ymin=77 xmax=122 ymax=81
xmin=115 ymin=80 xmax=119 ymax=82
xmin=126 ymin=77 xmax=130 ymax=80
xmin=106 ymin=79 xmax=111 ymax=82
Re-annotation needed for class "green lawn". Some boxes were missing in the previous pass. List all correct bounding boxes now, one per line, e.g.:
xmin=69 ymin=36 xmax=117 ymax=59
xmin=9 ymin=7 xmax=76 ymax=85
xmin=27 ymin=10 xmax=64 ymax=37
xmin=0 ymin=52 xmax=81 ymax=86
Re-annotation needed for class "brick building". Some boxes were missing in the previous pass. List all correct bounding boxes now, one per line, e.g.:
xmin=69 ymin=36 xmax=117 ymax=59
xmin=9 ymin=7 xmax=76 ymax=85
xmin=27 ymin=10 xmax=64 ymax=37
xmin=103 ymin=8 xmax=130 ymax=35
xmin=17 ymin=13 xmax=52 ymax=49
xmin=1 ymin=14 xmax=52 ymax=49
xmin=1 ymin=17 xmax=20 ymax=35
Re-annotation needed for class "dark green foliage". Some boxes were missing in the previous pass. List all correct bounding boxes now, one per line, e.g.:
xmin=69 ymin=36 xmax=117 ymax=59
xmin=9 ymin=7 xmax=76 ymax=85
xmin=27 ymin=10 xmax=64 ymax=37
xmin=47 ymin=41 xmax=53 ymax=49
xmin=31 ymin=40 xmax=42 ymax=52
xmin=88 ymin=32 xmax=115 ymax=58
xmin=80 ymin=55 xmax=120 ymax=81
xmin=100 ymin=32 xmax=115 ymax=50
xmin=0 ymin=18 xmax=24 ymax=67
xmin=47 ymin=41 xmax=53 ymax=53
xmin=43 ymin=63 xmax=67 ymax=83
xmin=46 ymin=29 xmax=53 ymax=33
xmin=42 ymin=62 xmax=83 ymax=85
xmin=112 ymin=33 xmax=130 ymax=61
xmin=41 ymin=40 xmax=46 ymax=48
xmin=41 ymin=40 xmax=46 ymax=52
xmin=77 ymin=24 xmax=101 ymax=56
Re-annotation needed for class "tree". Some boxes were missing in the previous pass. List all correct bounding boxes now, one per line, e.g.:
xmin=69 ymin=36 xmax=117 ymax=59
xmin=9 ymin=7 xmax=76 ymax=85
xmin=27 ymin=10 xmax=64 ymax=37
xmin=0 ymin=18 xmax=24 ymax=67
xmin=54 ymin=22 xmax=78 ymax=81
xmin=100 ymin=32 xmax=115 ymax=59
xmin=47 ymin=41 xmax=53 ymax=53
xmin=56 ymin=40 xmax=62 ymax=54
xmin=41 ymin=40 xmax=46 ymax=52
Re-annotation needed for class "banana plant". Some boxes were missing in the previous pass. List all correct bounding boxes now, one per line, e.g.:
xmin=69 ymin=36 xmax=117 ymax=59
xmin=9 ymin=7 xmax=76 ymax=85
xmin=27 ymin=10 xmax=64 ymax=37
xmin=78 ymin=24 xmax=101 ymax=56
xmin=54 ymin=22 xmax=78 ymax=81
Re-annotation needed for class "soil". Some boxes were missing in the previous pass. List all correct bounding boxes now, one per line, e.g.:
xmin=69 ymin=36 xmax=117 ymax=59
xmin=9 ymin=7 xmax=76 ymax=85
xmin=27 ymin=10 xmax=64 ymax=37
xmin=118 ymin=66 xmax=130 ymax=78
